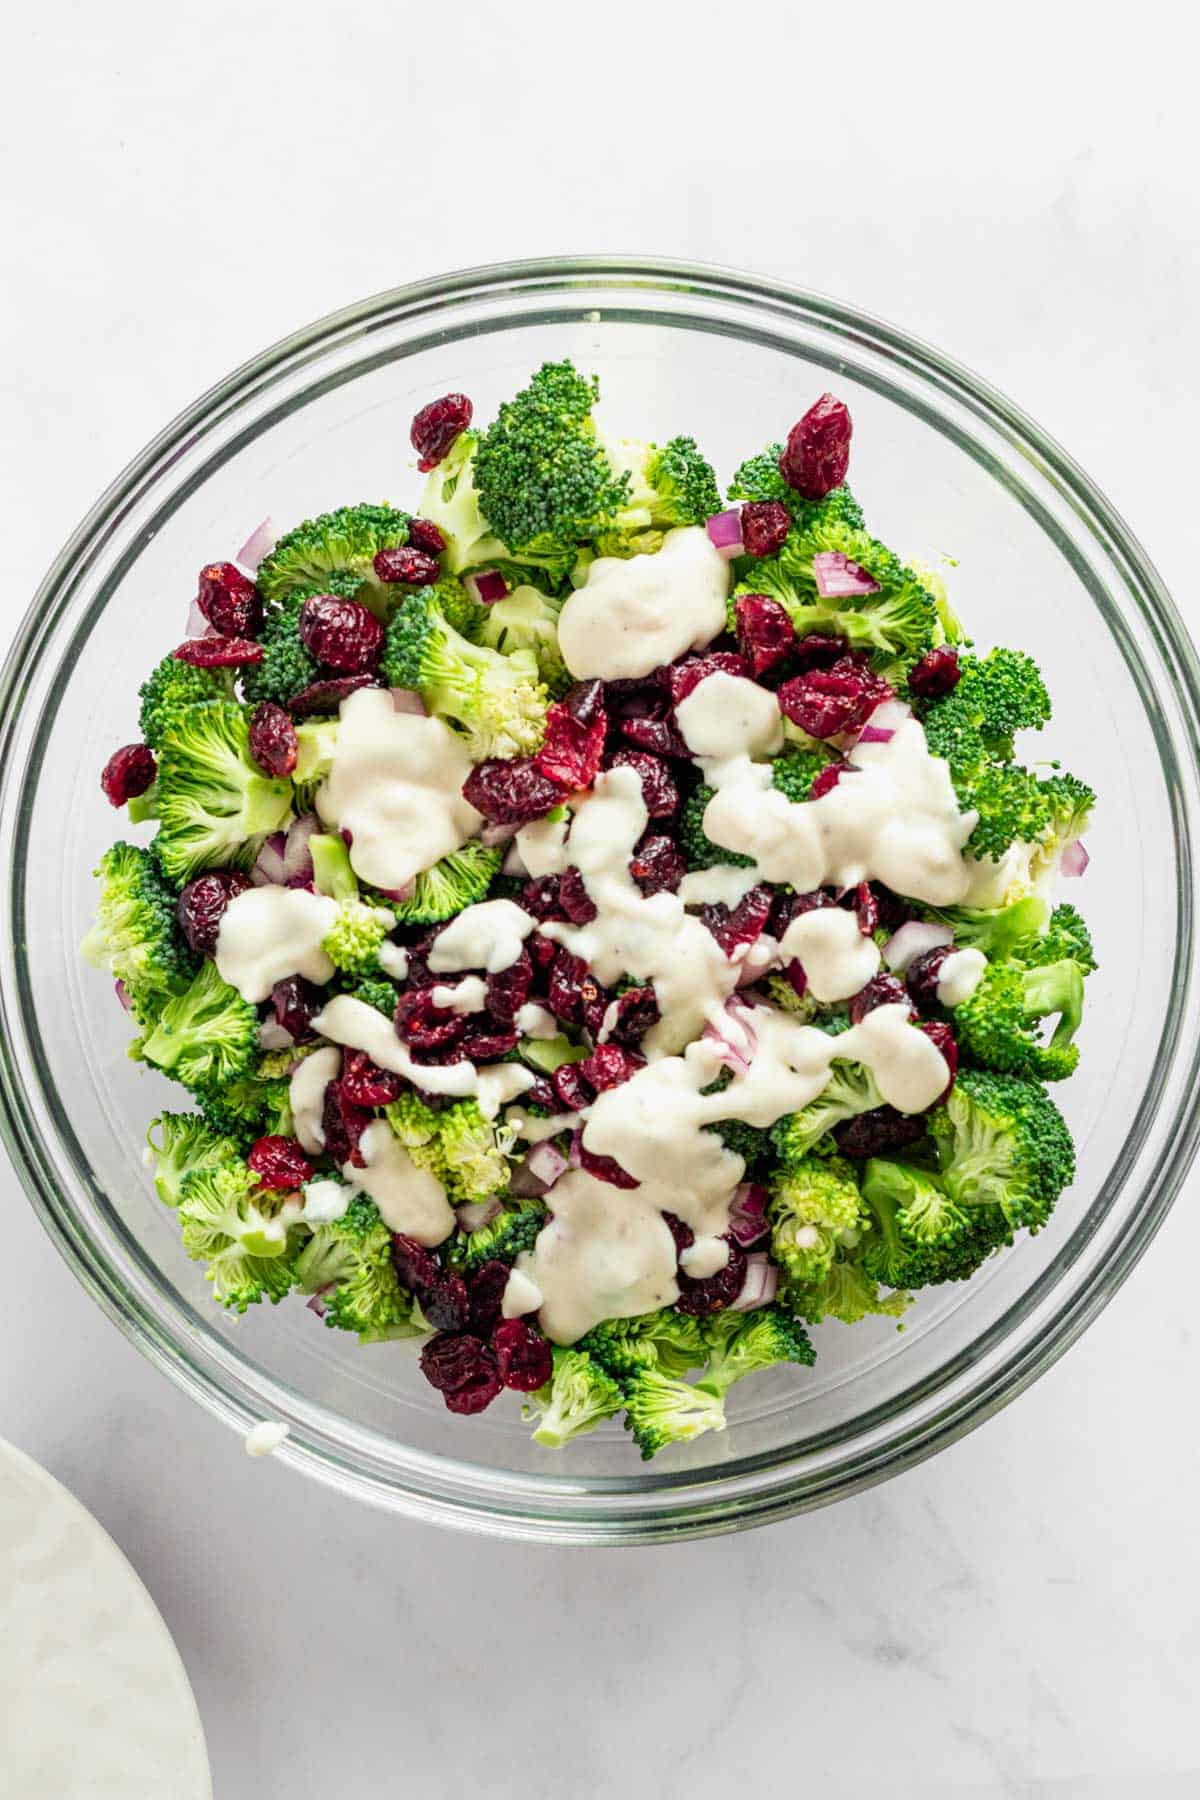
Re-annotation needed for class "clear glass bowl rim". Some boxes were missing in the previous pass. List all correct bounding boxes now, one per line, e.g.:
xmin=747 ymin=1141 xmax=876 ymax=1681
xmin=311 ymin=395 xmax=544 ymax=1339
xmin=3 ymin=255 xmax=1199 ymax=1545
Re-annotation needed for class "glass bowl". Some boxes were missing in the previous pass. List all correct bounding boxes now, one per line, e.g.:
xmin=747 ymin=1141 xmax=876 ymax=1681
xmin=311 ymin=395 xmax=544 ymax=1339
xmin=3 ymin=258 xmax=1198 ymax=1545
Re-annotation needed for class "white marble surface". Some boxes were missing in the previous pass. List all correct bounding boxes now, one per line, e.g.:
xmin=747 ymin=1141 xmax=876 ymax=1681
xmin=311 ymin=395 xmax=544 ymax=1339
xmin=4 ymin=4 xmax=1200 ymax=1794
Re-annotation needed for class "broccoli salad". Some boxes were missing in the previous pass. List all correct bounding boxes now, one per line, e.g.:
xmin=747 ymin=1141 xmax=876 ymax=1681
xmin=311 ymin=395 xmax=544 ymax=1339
xmin=84 ymin=364 xmax=1095 ymax=1460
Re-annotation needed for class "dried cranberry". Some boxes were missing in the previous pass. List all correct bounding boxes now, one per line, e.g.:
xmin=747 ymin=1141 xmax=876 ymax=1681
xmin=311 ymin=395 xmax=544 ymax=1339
xmin=735 ymin=593 xmax=795 ymax=676
xmin=847 ymin=973 xmax=911 ymax=1025
xmin=528 ymin=933 xmax=557 ymax=973
xmin=339 ymin=1048 xmax=405 ymax=1107
xmin=422 ymin=1274 xmax=470 ymax=1332
xmin=580 ymin=974 xmax=612 ymax=1038
xmin=456 ymin=1021 xmax=519 ymax=1062
xmin=298 ymin=594 xmax=384 ymax=673
xmin=563 ymin=678 xmax=606 ymax=730
xmin=740 ymin=500 xmax=791 ymax=558
xmin=462 ymin=758 xmax=566 ymax=825
xmin=676 ymin=1242 xmax=748 ymax=1315
xmin=921 ymin=1020 xmax=958 ymax=1099
xmin=780 ymin=393 xmax=853 ymax=499
xmin=372 ymin=545 xmax=441 ymax=587
xmin=557 ymin=866 xmax=597 ymax=924
xmin=702 ymin=885 xmax=774 ymax=957
xmin=392 ymin=1233 xmax=442 ymax=1295
xmin=630 ymin=835 xmax=686 ymax=896
xmin=872 ymin=885 xmax=912 ymax=936
xmin=173 ymin=636 xmax=263 ymax=667
xmin=771 ymin=887 xmax=835 ymax=936
xmin=248 ymin=701 xmax=298 ymax=778
xmin=405 ymin=517 xmax=447 ymax=555
xmin=808 ymin=762 xmax=847 ymax=800
xmin=553 ymin=1062 xmax=594 ymax=1111
xmin=579 ymin=1043 xmax=644 ymax=1092
xmin=783 ymin=960 xmax=808 ymax=999
xmin=247 ymin=1135 xmax=315 ymax=1190
xmin=664 ymin=652 xmax=750 ymax=707
xmin=524 ymin=1076 xmax=558 ymax=1112
xmin=467 ymin=1260 xmax=511 ymax=1338
xmin=393 ymin=988 xmax=468 ymax=1055
xmin=271 ymin=974 xmax=323 ymax=1043
xmin=520 ymin=876 xmax=568 ymax=922
xmin=485 ymin=946 xmax=533 ymax=1022
xmin=419 ymin=1331 xmax=503 ymax=1412
xmin=619 ymin=714 xmax=691 ymax=759
xmin=908 ymin=646 xmax=961 ymax=699
xmin=604 ymin=985 xmax=660 ymax=1047
xmin=101 ymin=743 xmax=156 ymax=807
xmin=535 ymin=693 xmax=607 ymax=791
xmin=322 ymin=1082 xmax=370 ymax=1167
xmin=196 ymin=561 xmax=262 ymax=638
xmin=850 ymin=881 xmax=878 ymax=937
xmin=607 ymin=749 xmax=679 ymax=817
xmin=793 ymin=633 xmax=851 ymax=671
xmin=546 ymin=949 xmax=589 ymax=1027
xmin=833 ymin=1107 xmax=928 ymax=1160
xmin=288 ymin=673 xmax=380 ymax=717
xmin=411 ymin=393 xmax=473 ymax=472
xmin=906 ymin=946 xmax=953 ymax=1009
xmin=578 ymin=1144 xmax=639 ymax=1188
xmin=442 ymin=1364 xmax=505 ymax=1415
xmin=661 ymin=1212 xmax=695 ymax=1256
xmin=176 ymin=868 xmax=251 ymax=955
xmin=777 ymin=661 xmax=892 ymax=740
xmin=493 ymin=1319 xmax=553 ymax=1392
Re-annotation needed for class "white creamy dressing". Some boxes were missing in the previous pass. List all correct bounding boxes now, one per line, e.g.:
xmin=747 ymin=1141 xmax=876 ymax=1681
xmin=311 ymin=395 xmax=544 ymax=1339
xmin=777 ymin=906 xmax=881 ymax=1003
xmin=289 ymin=1045 xmax=342 ymax=1153
xmin=431 ymin=976 xmax=489 ymax=1014
xmin=680 ymin=1236 xmax=731 ymax=1278
xmin=377 ymin=941 xmax=410 ymax=980
xmin=676 ymin=864 xmax=767 ymax=908
xmin=515 ymin=1002 xmax=560 ymax=1039
xmin=675 ymin=670 xmax=783 ymax=776
xmin=515 ymin=814 xmax=569 ymax=878
xmin=556 ymin=526 xmax=730 ymax=680
xmin=501 ymin=1267 xmax=544 ymax=1319
xmin=339 ymin=1119 xmax=455 ymax=1246
xmin=316 ymin=688 xmax=482 ymax=892
xmin=215 ymin=886 xmax=338 ymax=1003
xmin=506 ymin=1106 xmax=582 ymax=1143
xmin=244 ymin=1421 xmax=290 ymax=1458
xmin=474 ymin=1063 xmax=536 ymax=1119
xmin=427 ymin=898 xmax=534 ymax=973
xmin=936 ymin=946 xmax=988 ymax=1006
xmin=518 ymin=1169 xmax=681 ymax=1344
xmin=300 ymin=1178 xmax=351 ymax=1224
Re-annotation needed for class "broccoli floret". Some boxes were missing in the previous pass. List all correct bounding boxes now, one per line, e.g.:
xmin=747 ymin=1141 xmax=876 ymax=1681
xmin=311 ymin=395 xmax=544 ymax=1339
xmin=1030 ymin=773 xmax=1094 ymax=885
xmin=137 ymin=959 xmax=259 ymax=1088
xmin=322 ymin=901 xmax=395 ymax=975
xmin=348 ymin=976 xmax=399 ymax=1015
xmin=580 ymin=1309 xmax=708 ymax=1380
xmin=621 ymin=1367 xmax=727 ymax=1460
xmin=178 ymin=1158 xmax=301 ymax=1313
xmin=148 ymin=701 xmax=293 ymax=883
xmin=145 ymin=1111 xmax=241 ymax=1209
xmin=437 ymin=1100 xmax=514 ymax=1205
xmin=185 ymin=1071 xmax=293 ymax=1145
xmin=418 ymin=431 xmax=575 ymax=592
xmin=602 ymin=435 xmax=721 ymax=538
xmin=524 ymin=1347 xmax=624 ymax=1448
xmin=770 ymin=1062 xmax=886 ymax=1164
xmin=742 ymin=515 xmax=939 ymax=666
xmin=859 ymin=1158 xmax=1012 ymax=1289
xmin=449 ymin=1200 xmax=547 ymax=1274
xmin=472 ymin=362 xmax=632 ymax=576
xmin=386 ymin=842 xmax=501 ymax=925
xmin=680 ymin=784 xmax=755 ymax=871
xmin=255 ymin=504 xmax=410 ymax=612
xmin=952 ymin=956 xmax=1086 ymax=1082
xmin=769 ymin=746 xmax=838 ymax=803
xmin=727 ymin=445 xmax=866 ymax=531
xmin=385 ymin=1093 xmax=447 ymax=1181
xmin=928 ymin=1067 xmax=1075 ymax=1233
xmin=706 ymin=1115 xmax=770 ymax=1171
xmin=785 ymin=1252 xmax=911 ymax=1326
xmin=382 ymin=588 xmax=547 ymax=760
xmin=769 ymin=1154 xmax=866 ymax=1284
xmin=938 ymin=649 xmax=1052 ymax=758
xmin=476 ymin=585 xmax=571 ymax=698
xmin=695 ymin=1305 xmax=815 ymax=1399
xmin=298 ymin=1194 xmax=423 ymax=1342
xmin=241 ymin=597 xmax=318 ymax=710
xmin=81 ymin=841 xmax=194 ymax=1019
xmin=757 ymin=973 xmax=820 ymax=1019
xmin=138 ymin=654 xmax=237 ymax=747
xmin=917 ymin=895 xmax=1051 ymax=961
xmin=1025 ymin=902 xmax=1096 ymax=974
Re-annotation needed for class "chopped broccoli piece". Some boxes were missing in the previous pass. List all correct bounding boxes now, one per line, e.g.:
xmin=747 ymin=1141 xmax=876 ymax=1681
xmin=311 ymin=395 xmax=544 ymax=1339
xmin=695 ymin=1306 xmax=815 ymax=1399
xmin=178 ymin=1157 xmax=301 ymax=1313
xmin=240 ymin=597 xmax=317 ymax=709
xmin=936 ymin=648 xmax=1052 ymax=758
xmin=145 ymin=1111 xmax=241 ymax=1209
xmin=859 ymin=1158 xmax=1012 ymax=1289
xmin=476 ymin=585 xmax=571 ymax=698
xmin=680 ymin=783 xmax=755 ymax=871
xmin=1030 ymin=773 xmax=1094 ymax=886
xmin=952 ymin=955 xmax=1086 ymax=1082
xmin=81 ymin=841 xmax=194 ymax=1020
xmin=137 ymin=959 xmax=259 ymax=1088
xmin=418 ymin=431 xmax=576 ymax=592
xmin=580 ymin=1310 xmax=708 ymax=1380
xmin=524 ymin=1347 xmax=624 ymax=1448
xmin=916 ymin=895 xmax=1051 ymax=961
xmin=1026 ymin=902 xmax=1096 ymax=975
xmin=185 ymin=1070 xmax=293 ymax=1145
xmin=385 ymin=842 xmax=501 ymax=925
xmin=758 ymin=973 xmax=820 ymax=1019
xmin=382 ymin=587 xmax=547 ymax=760
xmin=785 ymin=1252 xmax=912 ymax=1326
xmin=928 ymin=1067 xmax=1074 ymax=1234
xmin=299 ymin=1194 xmax=424 ymax=1342
xmin=291 ymin=718 xmax=339 ymax=807
xmin=384 ymin=1093 xmax=447 ymax=1181
xmin=449 ymin=1200 xmax=547 ymax=1274
xmin=769 ymin=1154 xmax=866 ymax=1285
xmin=600 ymin=434 xmax=721 ymax=543
xmin=437 ymin=1100 xmax=514 ymax=1205
xmin=621 ymin=1367 xmax=727 ymax=1460
xmin=769 ymin=746 xmax=838 ymax=804
xmin=138 ymin=655 xmax=236 ymax=747
xmin=347 ymin=975 xmax=398 ymax=1015
xmin=727 ymin=445 xmax=865 ymax=531
xmin=322 ymin=900 xmax=395 ymax=976
xmin=255 ymin=504 xmax=410 ymax=611
xmin=148 ymin=701 xmax=293 ymax=883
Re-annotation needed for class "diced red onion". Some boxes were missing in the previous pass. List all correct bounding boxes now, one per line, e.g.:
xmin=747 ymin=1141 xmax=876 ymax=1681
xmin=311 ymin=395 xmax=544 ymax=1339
xmin=702 ymin=1002 xmax=759 ymax=1077
xmin=525 ymin=1139 xmax=569 ymax=1189
xmin=185 ymin=597 xmax=210 ymax=638
xmin=502 ymin=842 xmax=528 ymax=877
xmin=114 ymin=978 xmax=132 ymax=1013
xmin=283 ymin=813 xmax=321 ymax=886
xmin=812 ymin=550 xmax=881 ymax=599
xmin=306 ymin=1288 xmax=330 ymax=1319
xmin=706 ymin=510 xmax=744 ymax=560
xmin=377 ymin=881 xmax=414 ymax=904
xmin=568 ymin=1128 xmax=584 ymax=1169
xmin=389 ymin=687 xmax=427 ymax=716
xmin=785 ymin=959 xmax=808 ymax=998
xmin=250 ymin=831 xmax=288 ymax=886
xmin=258 ymin=1019 xmax=295 ymax=1052
xmin=509 ymin=1160 xmax=551 ymax=1198
xmin=728 ymin=1183 xmax=769 ymax=1248
xmin=457 ymin=1198 xmax=501 ymax=1233
xmin=729 ymin=1251 xmax=779 ymax=1312
xmin=236 ymin=516 xmax=277 ymax=572
xmin=1061 ymin=840 xmax=1090 ymax=878
xmin=480 ymin=820 xmax=519 ymax=848
xmin=853 ymin=697 xmax=912 ymax=749
xmin=856 ymin=723 xmax=894 ymax=745
xmin=464 ymin=569 xmax=508 ymax=605
xmin=883 ymin=919 xmax=954 ymax=972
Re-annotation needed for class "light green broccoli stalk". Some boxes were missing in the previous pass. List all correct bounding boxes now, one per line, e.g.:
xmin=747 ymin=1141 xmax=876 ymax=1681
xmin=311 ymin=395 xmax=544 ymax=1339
xmin=476 ymin=585 xmax=571 ymax=698
xmin=523 ymin=1348 xmax=624 ymax=1448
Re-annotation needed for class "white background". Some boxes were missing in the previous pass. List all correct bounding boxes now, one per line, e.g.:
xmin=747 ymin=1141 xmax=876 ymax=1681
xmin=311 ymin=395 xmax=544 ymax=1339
xmin=4 ymin=4 xmax=1200 ymax=1795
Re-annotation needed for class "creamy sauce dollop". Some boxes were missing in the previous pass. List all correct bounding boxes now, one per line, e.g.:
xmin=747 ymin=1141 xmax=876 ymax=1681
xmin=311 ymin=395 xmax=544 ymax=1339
xmin=340 ymin=1119 xmax=455 ymax=1246
xmin=216 ymin=887 xmax=337 ymax=1003
xmin=556 ymin=527 xmax=730 ymax=680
